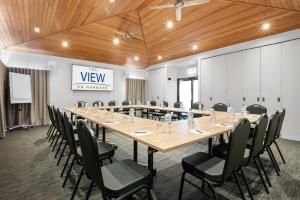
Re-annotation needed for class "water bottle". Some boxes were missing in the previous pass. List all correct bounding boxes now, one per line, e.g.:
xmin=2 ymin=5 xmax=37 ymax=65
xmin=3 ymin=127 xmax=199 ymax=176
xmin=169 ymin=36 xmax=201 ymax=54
xmin=165 ymin=113 xmax=172 ymax=134
xmin=210 ymin=108 xmax=216 ymax=126
xmin=147 ymin=101 xmax=150 ymax=106
xmin=137 ymin=100 xmax=141 ymax=105
xmin=241 ymin=104 xmax=246 ymax=117
xmin=160 ymin=101 xmax=164 ymax=107
xmin=227 ymin=104 xmax=232 ymax=120
xmin=188 ymin=109 xmax=194 ymax=128
xmin=129 ymin=108 xmax=135 ymax=123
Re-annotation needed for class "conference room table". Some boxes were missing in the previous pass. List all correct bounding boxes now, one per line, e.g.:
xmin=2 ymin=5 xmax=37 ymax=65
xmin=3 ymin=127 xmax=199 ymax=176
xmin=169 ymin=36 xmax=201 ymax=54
xmin=65 ymin=105 xmax=260 ymax=190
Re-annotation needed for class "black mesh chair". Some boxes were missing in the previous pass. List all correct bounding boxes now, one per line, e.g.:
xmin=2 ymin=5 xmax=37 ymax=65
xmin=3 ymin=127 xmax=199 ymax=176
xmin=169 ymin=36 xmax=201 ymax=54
xmin=108 ymin=100 xmax=116 ymax=106
xmin=77 ymin=101 xmax=87 ymax=107
xmin=212 ymin=103 xmax=228 ymax=112
xmin=263 ymin=111 xmax=281 ymax=176
xmin=63 ymin=114 xmax=115 ymax=200
xmin=76 ymin=120 xmax=152 ymax=199
xmin=173 ymin=101 xmax=186 ymax=120
xmin=212 ymin=114 xmax=271 ymax=195
xmin=246 ymin=104 xmax=267 ymax=115
xmin=92 ymin=101 xmax=104 ymax=107
xmin=179 ymin=119 xmax=251 ymax=200
xmin=192 ymin=102 xmax=203 ymax=118
xmin=273 ymin=109 xmax=286 ymax=164
xmin=119 ymin=100 xmax=130 ymax=115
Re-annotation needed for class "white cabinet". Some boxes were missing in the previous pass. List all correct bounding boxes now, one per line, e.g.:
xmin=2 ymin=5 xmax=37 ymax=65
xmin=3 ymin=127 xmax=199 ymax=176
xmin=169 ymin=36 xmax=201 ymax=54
xmin=212 ymin=55 xmax=227 ymax=104
xmin=226 ymin=52 xmax=243 ymax=111
xmin=200 ymin=58 xmax=213 ymax=108
xmin=242 ymin=48 xmax=261 ymax=106
xmin=261 ymin=44 xmax=282 ymax=114
xmin=282 ymin=39 xmax=300 ymax=141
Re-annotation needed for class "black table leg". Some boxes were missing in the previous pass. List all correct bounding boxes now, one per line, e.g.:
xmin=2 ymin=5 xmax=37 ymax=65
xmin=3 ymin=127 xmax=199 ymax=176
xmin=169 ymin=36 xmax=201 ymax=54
xmin=208 ymin=138 xmax=213 ymax=155
xmin=96 ymin=124 xmax=99 ymax=138
xmin=102 ymin=127 xmax=106 ymax=142
xmin=147 ymin=109 xmax=149 ymax=119
xmin=134 ymin=140 xmax=138 ymax=162
xmin=148 ymin=147 xmax=157 ymax=189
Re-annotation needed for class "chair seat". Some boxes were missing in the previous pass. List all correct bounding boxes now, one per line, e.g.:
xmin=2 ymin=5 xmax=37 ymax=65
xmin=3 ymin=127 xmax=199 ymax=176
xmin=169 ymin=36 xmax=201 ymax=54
xmin=102 ymin=159 xmax=150 ymax=198
xmin=182 ymin=152 xmax=225 ymax=183
xmin=76 ymin=142 xmax=114 ymax=161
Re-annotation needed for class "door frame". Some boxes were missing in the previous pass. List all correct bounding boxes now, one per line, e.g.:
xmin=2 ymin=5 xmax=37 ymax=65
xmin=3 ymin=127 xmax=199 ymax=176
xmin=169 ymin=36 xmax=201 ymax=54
xmin=177 ymin=76 xmax=198 ymax=108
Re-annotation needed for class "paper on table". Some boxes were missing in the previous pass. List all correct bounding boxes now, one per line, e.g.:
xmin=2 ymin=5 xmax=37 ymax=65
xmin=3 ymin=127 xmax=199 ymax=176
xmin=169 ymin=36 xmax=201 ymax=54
xmin=132 ymin=130 xmax=152 ymax=136
xmin=103 ymin=121 xmax=120 ymax=125
xmin=216 ymin=123 xmax=233 ymax=128
xmin=190 ymin=129 xmax=209 ymax=135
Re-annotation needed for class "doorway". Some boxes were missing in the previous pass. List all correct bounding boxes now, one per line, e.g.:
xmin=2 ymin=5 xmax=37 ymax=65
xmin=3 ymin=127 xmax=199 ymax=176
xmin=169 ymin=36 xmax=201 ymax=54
xmin=177 ymin=77 xmax=198 ymax=109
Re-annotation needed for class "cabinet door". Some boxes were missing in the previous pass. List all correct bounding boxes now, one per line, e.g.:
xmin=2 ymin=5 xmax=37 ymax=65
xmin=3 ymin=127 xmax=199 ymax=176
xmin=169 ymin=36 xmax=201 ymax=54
xmin=282 ymin=39 xmax=300 ymax=141
xmin=200 ymin=58 xmax=213 ymax=109
xmin=226 ymin=52 xmax=243 ymax=111
xmin=242 ymin=48 xmax=261 ymax=106
xmin=261 ymin=44 xmax=282 ymax=114
xmin=212 ymin=55 xmax=227 ymax=105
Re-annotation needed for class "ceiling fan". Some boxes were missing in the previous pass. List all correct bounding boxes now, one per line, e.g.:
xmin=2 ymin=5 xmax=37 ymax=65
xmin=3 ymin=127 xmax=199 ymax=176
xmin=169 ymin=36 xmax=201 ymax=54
xmin=150 ymin=0 xmax=210 ymax=21
xmin=114 ymin=20 xmax=143 ymax=41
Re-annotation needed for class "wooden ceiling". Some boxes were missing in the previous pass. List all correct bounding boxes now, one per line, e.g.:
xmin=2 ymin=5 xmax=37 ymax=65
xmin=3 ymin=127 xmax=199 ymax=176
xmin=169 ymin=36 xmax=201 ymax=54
xmin=1 ymin=0 xmax=300 ymax=68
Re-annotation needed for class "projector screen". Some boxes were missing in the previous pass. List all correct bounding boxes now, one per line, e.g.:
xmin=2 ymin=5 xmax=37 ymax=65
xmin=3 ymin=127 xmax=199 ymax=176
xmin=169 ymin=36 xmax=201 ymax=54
xmin=9 ymin=72 xmax=32 ymax=104
xmin=72 ymin=65 xmax=114 ymax=91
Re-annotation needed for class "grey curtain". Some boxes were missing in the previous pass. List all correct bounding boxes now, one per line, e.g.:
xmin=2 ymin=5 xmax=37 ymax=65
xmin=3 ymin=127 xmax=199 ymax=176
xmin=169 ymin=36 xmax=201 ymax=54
xmin=5 ymin=67 xmax=50 ymax=128
xmin=0 ymin=62 xmax=6 ymax=138
xmin=126 ymin=78 xmax=145 ymax=104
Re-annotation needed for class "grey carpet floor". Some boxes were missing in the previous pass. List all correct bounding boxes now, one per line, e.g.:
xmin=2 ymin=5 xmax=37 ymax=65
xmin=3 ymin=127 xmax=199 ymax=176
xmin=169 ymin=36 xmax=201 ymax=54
xmin=0 ymin=126 xmax=299 ymax=200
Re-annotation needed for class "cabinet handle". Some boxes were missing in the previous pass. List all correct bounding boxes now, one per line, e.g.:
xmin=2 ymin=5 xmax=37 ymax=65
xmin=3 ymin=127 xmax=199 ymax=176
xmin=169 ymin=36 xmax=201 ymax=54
xmin=257 ymin=97 xmax=260 ymax=102
xmin=210 ymin=97 xmax=213 ymax=101
xmin=243 ymin=97 xmax=246 ymax=102
xmin=262 ymin=97 xmax=265 ymax=102
xmin=277 ymin=97 xmax=281 ymax=102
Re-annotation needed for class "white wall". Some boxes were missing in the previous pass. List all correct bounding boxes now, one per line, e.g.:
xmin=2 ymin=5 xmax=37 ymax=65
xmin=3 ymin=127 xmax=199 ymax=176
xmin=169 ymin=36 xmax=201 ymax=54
xmin=2 ymin=50 xmax=146 ymax=108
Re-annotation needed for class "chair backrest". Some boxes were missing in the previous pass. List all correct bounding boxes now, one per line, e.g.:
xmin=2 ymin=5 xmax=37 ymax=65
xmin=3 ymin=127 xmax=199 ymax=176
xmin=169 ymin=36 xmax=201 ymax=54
xmin=222 ymin=118 xmax=251 ymax=179
xmin=108 ymin=100 xmax=116 ymax=106
xmin=212 ymin=103 xmax=227 ymax=112
xmin=76 ymin=120 xmax=105 ymax=194
xmin=92 ymin=101 xmax=104 ymax=107
xmin=77 ymin=101 xmax=86 ymax=108
xmin=56 ymin=108 xmax=67 ymax=139
xmin=150 ymin=100 xmax=156 ymax=106
xmin=162 ymin=101 xmax=168 ymax=107
xmin=63 ymin=112 xmax=78 ymax=156
xmin=246 ymin=104 xmax=267 ymax=115
xmin=174 ymin=101 xmax=183 ymax=108
xmin=52 ymin=106 xmax=61 ymax=132
xmin=192 ymin=102 xmax=202 ymax=110
xmin=47 ymin=105 xmax=55 ymax=126
xmin=122 ymin=100 xmax=129 ymax=106
xmin=249 ymin=114 xmax=269 ymax=159
xmin=275 ymin=108 xmax=285 ymax=139
xmin=264 ymin=111 xmax=280 ymax=146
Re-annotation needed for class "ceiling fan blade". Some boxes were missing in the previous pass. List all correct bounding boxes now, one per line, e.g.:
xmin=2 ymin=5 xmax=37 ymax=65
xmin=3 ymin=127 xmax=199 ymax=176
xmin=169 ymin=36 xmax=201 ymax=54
xmin=176 ymin=7 xmax=182 ymax=21
xmin=150 ymin=4 xmax=175 ymax=10
xmin=183 ymin=0 xmax=210 ymax=7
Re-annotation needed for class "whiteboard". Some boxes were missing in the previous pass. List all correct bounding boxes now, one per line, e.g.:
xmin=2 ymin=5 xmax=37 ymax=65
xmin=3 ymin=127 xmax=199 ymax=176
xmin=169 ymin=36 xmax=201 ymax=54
xmin=9 ymin=72 xmax=32 ymax=104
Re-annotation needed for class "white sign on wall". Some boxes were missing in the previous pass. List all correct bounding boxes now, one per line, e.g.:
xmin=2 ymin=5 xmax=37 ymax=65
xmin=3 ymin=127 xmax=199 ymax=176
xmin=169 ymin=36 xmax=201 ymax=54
xmin=72 ymin=65 xmax=114 ymax=91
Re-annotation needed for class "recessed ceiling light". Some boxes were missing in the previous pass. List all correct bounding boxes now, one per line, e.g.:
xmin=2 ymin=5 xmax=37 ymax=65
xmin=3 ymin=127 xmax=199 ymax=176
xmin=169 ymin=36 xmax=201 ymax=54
xmin=158 ymin=55 xmax=162 ymax=60
xmin=113 ymin=37 xmax=120 ymax=45
xmin=34 ymin=27 xmax=40 ymax=33
xmin=134 ymin=56 xmax=139 ymax=61
xmin=109 ymin=0 xmax=115 ymax=3
xmin=192 ymin=44 xmax=198 ymax=50
xmin=166 ymin=20 xmax=174 ymax=29
xmin=62 ymin=41 xmax=69 ymax=48
xmin=262 ymin=22 xmax=271 ymax=31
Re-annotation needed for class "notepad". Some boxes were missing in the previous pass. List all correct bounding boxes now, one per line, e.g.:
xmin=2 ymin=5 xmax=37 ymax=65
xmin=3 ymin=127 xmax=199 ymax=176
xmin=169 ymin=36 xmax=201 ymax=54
xmin=132 ymin=130 xmax=152 ymax=136
xmin=191 ymin=129 xmax=209 ymax=135
xmin=104 ymin=121 xmax=120 ymax=125
xmin=216 ymin=123 xmax=233 ymax=128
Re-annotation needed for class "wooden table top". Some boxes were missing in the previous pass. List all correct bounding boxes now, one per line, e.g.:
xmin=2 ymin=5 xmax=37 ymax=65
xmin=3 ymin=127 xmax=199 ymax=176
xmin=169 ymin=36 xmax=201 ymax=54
xmin=65 ymin=107 xmax=260 ymax=153
xmin=82 ymin=104 xmax=211 ymax=115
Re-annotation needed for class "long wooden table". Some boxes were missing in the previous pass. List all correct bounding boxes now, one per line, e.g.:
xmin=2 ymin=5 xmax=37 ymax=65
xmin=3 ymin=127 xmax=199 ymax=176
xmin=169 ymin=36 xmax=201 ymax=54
xmin=65 ymin=106 xmax=260 ymax=190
